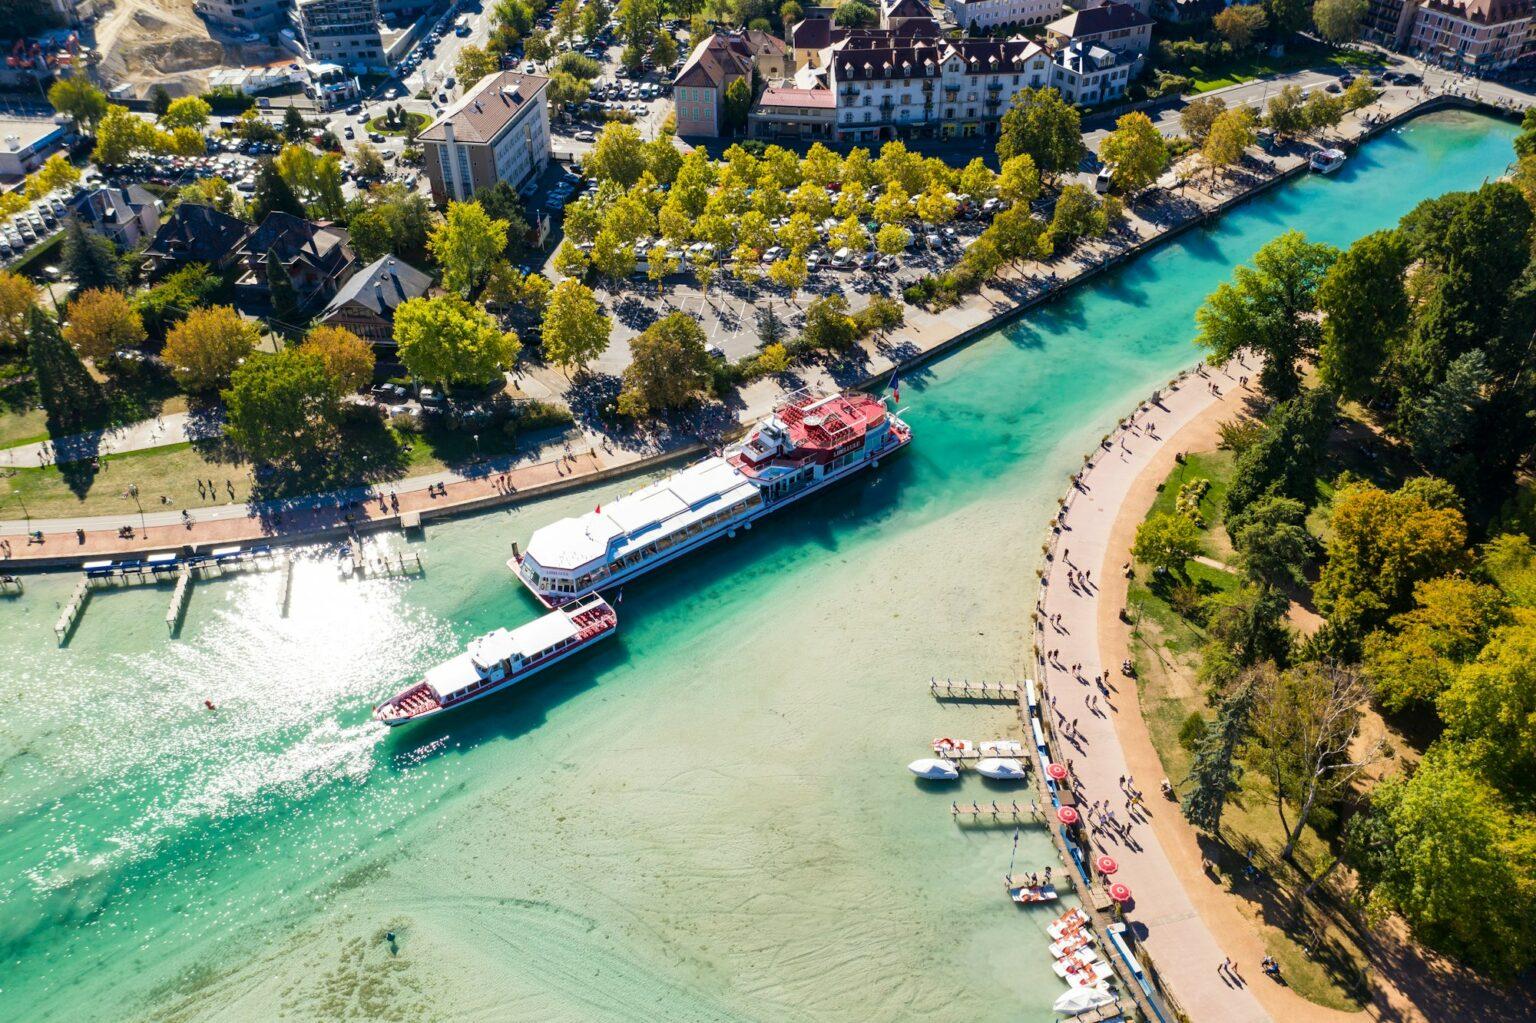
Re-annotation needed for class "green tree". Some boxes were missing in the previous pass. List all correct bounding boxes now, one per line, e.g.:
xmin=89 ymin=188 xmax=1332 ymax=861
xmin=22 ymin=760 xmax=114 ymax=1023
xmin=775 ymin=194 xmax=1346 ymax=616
xmin=177 ymin=175 xmax=241 ymax=216
xmin=1132 ymin=512 xmax=1202 ymax=575
xmin=1438 ymin=611 xmax=1536 ymax=786
xmin=801 ymin=294 xmax=857 ymax=352
xmin=223 ymin=349 xmax=338 ymax=464
xmin=724 ymin=77 xmax=752 ymax=135
xmin=1399 ymin=350 xmax=1492 ymax=487
xmin=162 ymin=95 xmax=212 ymax=130
xmin=1214 ymin=3 xmax=1267 ymax=49
xmin=1352 ymin=749 xmax=1536 ymax=978
xmin=875 ymin=223 xmax=911 ymax=257
xmin=1341 ymin=74 xmax=1380 ymax=111
xmin=1315 ymin=480 xmax=1471 ymax=644
xmin=617 ymin=311 xmax=712 ymax=417
xmin=1265 ymin=84 xmax=1308 ymax=137
xmin=1313 ymin=0 xmax=1367 ymax=43
xmin=996 ymin=154 xmax=1041 ymax=205
xmin=1180 ymin=95 xmax=1227 ymax=145
xmin=833 ymin=0 xmax=877 ymax=25
xmin=249 ymin=158 xmax=305 ymax=223
xmin=393 ymin=296 xmax=520 ymax=388
xmin=1316 ymin=229 xmax=1408 ymax=402
xmin=1302 ymin=89 xmax=1346 ymax=136
xmin=586 ymin=122 xmax=648 ymax=186
xmin=996 ymin=88 xmax=1081 ymax=179
xmin=1195 ymin=230 xmax=1337 ymax=399
xmin=767 ymin=254 xmax=808 ymax=302
xmin=0 ymin=271 xmax=36 ymax=351
xmin=1231 ymin=495 xmax=1310 ymax=589
xmin=1224 ymin=388 xmax=1336 ymax=522
xmin=1182 ymin=669 xmax=1260 ymax=832
xmin=48 ymin=75 xmax=107 ymax=130
xmin=1364 ymin=576 xmax=1510 ymax=713
xmin=62 ymin=219 xmax=123 ymax=290
xmin=1203 ymin=105 xmax=1256 ymax=181
xmin=162 ymin=305 xmax=259 ymax=391
xmin=150 ymin=85 xmax=172 ymax=118
xmin=430 ymin=201 xmax=510 ymax=296
xmin=756 ymin=305 xmax=787 ymax=349
xmin=27 ymin=307 xmax=102 ymax=434
xmin=541 ymin=279 xmax=611 ymax=375
xmin=1047 ymin=184 xmax=1106 ymax=247
xmin=1264 ymin=0 xmax=1311 ymax=35
xmin=1100 ymin=112 xmax=1169 ymax=195
xmin=456 ymin=44 xmax=500 ymax=86
xmin=282 ymin=105 xmax=307 ymax=143
xmin=652 ymin=32 xmax=678 ymax=68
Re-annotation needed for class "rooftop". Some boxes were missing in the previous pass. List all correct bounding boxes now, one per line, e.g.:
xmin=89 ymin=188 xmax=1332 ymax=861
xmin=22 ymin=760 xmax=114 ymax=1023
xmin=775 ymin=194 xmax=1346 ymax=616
xmin=756 ymin=86 xmax=836 ymax=109
xmin=419 ymin=71 xmax=550 ymax=145
xmin=1047 ymin=1 xmax=1153 ymax=37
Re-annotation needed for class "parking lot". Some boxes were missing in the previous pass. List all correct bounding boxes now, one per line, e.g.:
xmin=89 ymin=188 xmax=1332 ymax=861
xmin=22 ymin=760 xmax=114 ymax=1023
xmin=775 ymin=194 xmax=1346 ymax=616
xmin=0 ymin=192 xmax=71 ymax=268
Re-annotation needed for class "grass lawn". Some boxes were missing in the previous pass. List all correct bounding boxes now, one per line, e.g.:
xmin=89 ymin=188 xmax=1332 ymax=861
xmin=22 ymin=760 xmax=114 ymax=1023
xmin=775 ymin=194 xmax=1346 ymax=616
xmin=1128 ymin=454 xmax=1376 ymax=1013
xmin=366 ymin=112 xmax=430 ymax=137
xmin=1182 ymin=43 xmax=1385 ymax=94
xmin=0 ymin=407 xmax=49 ymax=449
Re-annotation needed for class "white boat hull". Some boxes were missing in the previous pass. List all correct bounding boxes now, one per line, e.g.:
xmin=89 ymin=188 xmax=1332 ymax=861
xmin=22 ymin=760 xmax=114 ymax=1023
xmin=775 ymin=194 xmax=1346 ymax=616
xmin=513 ymin=428 xmax=911 ymax=607
xmin=908 ymin=757 xmax=960 ymax=780
xmin=1053 ymin=985 xmax=1115 ymax=1014
xmin=976 ymin=757 xmax=1027 ymax=780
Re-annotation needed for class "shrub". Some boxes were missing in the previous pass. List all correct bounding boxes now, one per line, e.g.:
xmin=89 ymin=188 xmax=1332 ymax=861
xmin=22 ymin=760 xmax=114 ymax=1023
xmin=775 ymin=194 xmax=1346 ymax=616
xmin=1168 ymin=581 xmax=1209 ymax=623
xmin=1178 ymin=711 xmax=1208 ymax=751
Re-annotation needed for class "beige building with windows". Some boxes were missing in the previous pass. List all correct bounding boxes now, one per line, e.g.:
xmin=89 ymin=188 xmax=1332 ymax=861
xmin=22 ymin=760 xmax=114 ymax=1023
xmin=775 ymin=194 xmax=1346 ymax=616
xmin=674 ymin=30 xmax=788 ymax=137
xmin=420 ymin=71 xmax=551 ymax=205
xmin=944 ymin=0 xmax=1065 ymax=32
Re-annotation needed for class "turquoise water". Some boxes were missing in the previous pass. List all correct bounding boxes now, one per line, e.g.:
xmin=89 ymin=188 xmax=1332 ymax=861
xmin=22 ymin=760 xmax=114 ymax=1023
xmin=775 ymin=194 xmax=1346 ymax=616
xmin=0 ymin=112 xmax=1516 ymax=1023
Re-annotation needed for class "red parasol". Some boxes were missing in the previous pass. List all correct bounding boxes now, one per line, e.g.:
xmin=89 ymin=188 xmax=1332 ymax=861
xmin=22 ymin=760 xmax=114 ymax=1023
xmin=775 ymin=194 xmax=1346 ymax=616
xmin=1108 ymin=882 xmax=1133 ymax=903
xmin=1056 ymin=806 xmax=1080 ymax=825
xmin=1096 ymin=855 xmax=1119 ymax=875
xmin=1047 ymin=762 xmax=1069 ymax=781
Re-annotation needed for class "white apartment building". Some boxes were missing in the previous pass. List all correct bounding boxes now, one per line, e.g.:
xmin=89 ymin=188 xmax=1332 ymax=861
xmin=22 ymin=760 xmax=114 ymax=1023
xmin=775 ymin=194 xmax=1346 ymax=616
xmin=944 ymin=0 xmax=1065 ymax=32
xmin=292 ymin=0 xmax=390 ymax=71
xmin=829 ymin=37 xmax=1052 ymax=142
xmin=420 ymin=71 xmax=551 ymax=204
xmin=1050 ymin=41 xmax=1133 ymax=105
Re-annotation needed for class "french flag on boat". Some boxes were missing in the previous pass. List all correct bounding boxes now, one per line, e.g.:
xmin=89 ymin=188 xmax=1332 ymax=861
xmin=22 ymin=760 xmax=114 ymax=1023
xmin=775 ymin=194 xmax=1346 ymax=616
xmin=889 ymin=373 xmax=900 ymax=403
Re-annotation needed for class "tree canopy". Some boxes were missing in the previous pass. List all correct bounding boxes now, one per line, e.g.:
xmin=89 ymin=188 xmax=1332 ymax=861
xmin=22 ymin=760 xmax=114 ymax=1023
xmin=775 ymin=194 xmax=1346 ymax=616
xmin=223 ymin=349 xmax=339 ymax=465
xmin=163 ymin=305 xmax=260 ymax=391
xmin=393 ymin=296 xmax=520 ymax=388
xmin=996 ymin=88 xmax=1082 ymax=179
xmin=617 ymin=311 xmax=712 ymax=417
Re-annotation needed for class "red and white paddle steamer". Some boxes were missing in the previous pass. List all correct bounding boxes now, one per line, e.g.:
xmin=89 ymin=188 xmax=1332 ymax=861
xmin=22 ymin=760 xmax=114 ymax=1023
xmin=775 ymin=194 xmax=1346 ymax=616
xmin=510 ymin=389 xmax=911 ymax=606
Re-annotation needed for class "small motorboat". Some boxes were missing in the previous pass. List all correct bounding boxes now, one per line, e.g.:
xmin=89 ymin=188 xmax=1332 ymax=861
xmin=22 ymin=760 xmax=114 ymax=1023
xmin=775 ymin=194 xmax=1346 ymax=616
xmin=1053 ymin=985 xmax=1115 ymax=1015
xmin=1050 ymin=929 xmax=1095 ymax=958
xmin=1047 ymin=907 xmax=1090 ymax=941
xmin=977 ymin=757 xmax=1027 ymax=780
xmin=1009 ymin=882 xmax=1059 ymax=904
xmin=908 ymin=758 xmax=960 ymax=780
xmin=1310 ymin=147 xmax=1346 ymax=173
xmin=978 ymin=739 xmax=1024 ymax=755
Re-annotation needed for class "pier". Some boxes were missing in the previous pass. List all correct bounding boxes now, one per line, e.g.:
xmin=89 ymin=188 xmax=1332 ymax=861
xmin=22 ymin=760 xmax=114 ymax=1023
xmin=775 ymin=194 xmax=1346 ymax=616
xmin=277 ymin=552 xmax=294 ymax=617
xmin=165 ymin=566 xmax=192 ymax=636
xmin=952 ymin=800 xmax=1044 ymax=823
xmin=929 ymin=677 xmax=1021 ymax=701
xmin=54 ymin=578 xmax=89 ymax=646
xmin=345 ymin=545 xmax=425 ymax=579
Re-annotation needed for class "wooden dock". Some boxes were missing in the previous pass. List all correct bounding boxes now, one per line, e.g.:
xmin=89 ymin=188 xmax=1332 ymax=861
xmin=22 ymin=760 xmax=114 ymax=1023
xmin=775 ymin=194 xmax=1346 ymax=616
xmin=951 ymin=800 xmax=1045 ymax=822
xmin=929 ymin=677 xmax=1021 ymax=701
xmin=54 ymin=578 xmax=89 ymax=646
xmin=277 ymin=552 xmax=294 ymax=617
xmin=165 ymin=566 xmax=192 ymax=637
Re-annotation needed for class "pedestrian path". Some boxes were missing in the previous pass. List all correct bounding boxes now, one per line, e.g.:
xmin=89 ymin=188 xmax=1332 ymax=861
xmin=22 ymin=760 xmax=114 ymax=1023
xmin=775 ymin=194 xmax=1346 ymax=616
xmin=0 ymin=412 xmax=195 ymax=468
xmin=1037 ymin=358 xmax=1271 ymax=1023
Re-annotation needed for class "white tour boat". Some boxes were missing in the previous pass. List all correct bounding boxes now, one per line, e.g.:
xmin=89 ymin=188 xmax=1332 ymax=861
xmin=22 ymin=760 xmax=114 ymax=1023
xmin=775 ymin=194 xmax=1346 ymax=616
xmin=511 ymin=389 xmax=911 ymax=606
xmin=977 ymin=757 xmax=1028 ymax=780
xmin=373 ymin=595 xmax=617 ymax=726
xmin=908 ymin=758 xmax=960 ymax=780
xmin=1310 ymin=147 xmax=1346 ymax=174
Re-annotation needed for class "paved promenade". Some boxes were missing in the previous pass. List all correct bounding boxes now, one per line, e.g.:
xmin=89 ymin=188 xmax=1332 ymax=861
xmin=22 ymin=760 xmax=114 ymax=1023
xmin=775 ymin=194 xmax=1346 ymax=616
xmin=1036 ymin=359 xmax=1272 ymax=1023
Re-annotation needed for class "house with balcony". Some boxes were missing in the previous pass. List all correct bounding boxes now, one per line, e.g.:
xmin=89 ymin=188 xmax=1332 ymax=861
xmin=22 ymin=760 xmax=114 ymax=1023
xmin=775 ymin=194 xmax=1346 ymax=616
xmin=1049 ymin=40 xmax=1134 ymax=105
xmin=1045 ymin=1 xmax=1153 ymax=66
xmin=231 ymin=211 xmax=356 ymax=312
xmin=317 ymin=254 xmax=431 ymax=350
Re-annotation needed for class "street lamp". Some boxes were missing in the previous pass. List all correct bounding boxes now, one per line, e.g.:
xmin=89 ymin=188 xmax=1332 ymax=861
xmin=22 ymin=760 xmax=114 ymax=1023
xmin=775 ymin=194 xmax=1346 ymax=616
xmin=127 ymin=482 xmax=145 ymax=533
xmin=472 ymin=433 xmax=481 ymax=462
xmin=10 ymin=485 xmax=29 ymax=530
